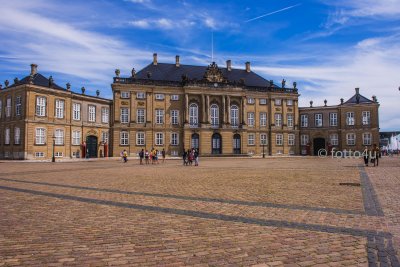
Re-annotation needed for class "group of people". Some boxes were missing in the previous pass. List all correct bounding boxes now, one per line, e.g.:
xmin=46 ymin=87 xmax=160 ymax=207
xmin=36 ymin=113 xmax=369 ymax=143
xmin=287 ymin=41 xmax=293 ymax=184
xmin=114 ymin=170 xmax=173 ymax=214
xmin=121 ymin=148 xmax=166 ymax=164
xmin=363 ymin=144 xmax=380 ymax=167
xmin=182 ymin=148 xmax=199 ymax=166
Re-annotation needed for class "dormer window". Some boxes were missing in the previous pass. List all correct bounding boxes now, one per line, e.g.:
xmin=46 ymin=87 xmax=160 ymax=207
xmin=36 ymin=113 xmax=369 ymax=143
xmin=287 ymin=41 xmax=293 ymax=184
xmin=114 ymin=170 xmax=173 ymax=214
xmin=155 ymin=94 xmax=165 ymax=100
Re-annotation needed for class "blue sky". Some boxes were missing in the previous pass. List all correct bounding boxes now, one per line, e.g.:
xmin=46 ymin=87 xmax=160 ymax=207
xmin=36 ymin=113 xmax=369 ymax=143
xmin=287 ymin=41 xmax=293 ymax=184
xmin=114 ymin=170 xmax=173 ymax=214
xmin=0 ymin=0 xmax=399 ymax=130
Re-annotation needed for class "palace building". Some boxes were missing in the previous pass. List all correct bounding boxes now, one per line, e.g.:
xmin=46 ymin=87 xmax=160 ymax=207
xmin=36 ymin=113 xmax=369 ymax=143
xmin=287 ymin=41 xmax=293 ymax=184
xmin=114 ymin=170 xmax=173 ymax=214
xmin=0 ymin=55 xmax=380 ymax=159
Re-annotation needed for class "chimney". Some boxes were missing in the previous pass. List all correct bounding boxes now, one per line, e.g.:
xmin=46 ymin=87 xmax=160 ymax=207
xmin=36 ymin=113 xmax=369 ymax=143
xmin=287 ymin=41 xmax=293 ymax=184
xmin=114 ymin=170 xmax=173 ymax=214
xmin=30 ymin=64 xmax=38 ymax=76
xmin=340 ymin=98 xmax=344 ymax=105
xmin=153 ymin=53 xmax=158 ymax=65
xmin=310 ymin=100 xmax=313 ymax=107
xmin=226 ymin=60 xmax=232 ymax=71
xmin=355 ymin=87 xmax=360 ymax=95
xmin=245 ymin=61 xmax=250 ymax=72
xmin=175 ymin=55 xmax=180 ymax=67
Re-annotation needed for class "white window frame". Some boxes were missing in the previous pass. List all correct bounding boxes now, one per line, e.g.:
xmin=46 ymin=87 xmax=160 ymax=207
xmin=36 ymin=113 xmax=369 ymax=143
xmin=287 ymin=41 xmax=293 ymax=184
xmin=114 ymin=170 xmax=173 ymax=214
xmin=275 ymin=99 xmax=282 ymax=106
xmin=72 ymin=130 xmax=81 ymax=145
xmin=155 ymin=93 xmax=165 ymax=100
xmin=189 ymin=103 xmax=199 ymax=127
xmin=276 ymin=134 xmax=283 ymax=145
xmin=301 ymin=115 xmax=308 ymax=127
xmin=330 ymin=134 xmax=338 ymax=146
xmin=259 ymin=98 xmax=267 ymax=105
xmin=137 ymin=109 xmax=145 ymax=123
xmin=155 ymin=132 xmax=164 ymax=146
xmin=5 ymin=128 xmax=10 ymax=145
xmin=36 ymin=96 xmax=46 ymax=117
xmin=171 ymin=110 xmax=179 ymax=125
xmin=287 ymin=114 xmax=293 ymax=127
xmin=102 ymin=107 xmax=109 ymax=123
xmin=121 ymin=91 xmax=130 ymax=99
xmin=275 ymin=113 xmax=282 ymax=127
xmin=155 ymin=109 xmax=164 ymax=124
xmin=210 ymin=104 xmax=219 ymax=127
xmin=301 ymin=134 xmax=309 ymax=146
xmin=346 ymin=112 xmax=355 ymax=126
xmin=315 ymin=113 xmax=323 ymax=127
xmin=120 ymin=131 xmax=129 ymax=145
xmin=120 ymin=108 xmax=129 ymax=123
xmin=14 ymin=127 xmax=20 ymax=145
xmin=35 ymin=128 xmax=46 ymax=145
xmin=6 ymin=97 xmax=11 ymax=117
xmin=260 ymin=133 xmax=268 ymax=145
xmin=35 ymin=152 xmax=45 ymax=158
xmin=16 ymin=96 xmax=22 ymax=116
xmin=330 ymin=113 xmax=338 ymax=126
xmin=248 ymin=133 xmax=255 ymax=145
xmin=346 ymin=133 xmax=356 ymax=145
xmin=136 ymin=92 xmax=146 ymax=99
xmin=136 ymin=132 xmax=145 ymax=146
xmin=287 ymin=99 xmax=293 ymax=106
xmin=102 ymin=131 xmax=109 ymax=144
xmin=288 ymin=134 xmax=295 ymax=146
xmin=260 ymin=112 xmax=267 ymax=127
xmin=363 ymin=133 xmax=372 ymax=145
xmin=170 ymin=94 xmax=179 ymax=101
xmin=55 ymin=152 xmax=63 ymax=158
xmin=73 ymin=103 xmax=81 ymax=121
xmin=247 ymin=97 xmax=255 ymax=104
xmin=171 ymin=132 xmax=179 ymax=146
xmin=54 ymin=129 xmax=64 ymax=145
xmin=55 ymin=99 xmax=64 ymax=119
xmin=230 ymin=105 xmax=239 ymax=127
xmin=88 ymin=105 xmax=96 ymax=122
xmin=362 ymin=111 xmax=371 ymax=125
xmin=247 ymin=112 xmax=255 ymax=127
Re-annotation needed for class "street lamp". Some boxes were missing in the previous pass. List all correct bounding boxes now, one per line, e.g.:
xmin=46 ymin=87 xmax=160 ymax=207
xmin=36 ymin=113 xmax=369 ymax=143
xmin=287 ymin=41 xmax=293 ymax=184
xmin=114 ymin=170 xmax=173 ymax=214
xmin=262 ymin=139 xmax=266 ymax=158
xmin=52 ymin=134 xmax=56 ymax=162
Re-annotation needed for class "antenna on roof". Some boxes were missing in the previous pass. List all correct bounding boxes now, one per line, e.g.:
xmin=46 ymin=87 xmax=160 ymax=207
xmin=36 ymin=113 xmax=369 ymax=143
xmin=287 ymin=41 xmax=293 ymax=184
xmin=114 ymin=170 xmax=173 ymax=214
xmin=211 ymin=30 xmax=214 ymax=62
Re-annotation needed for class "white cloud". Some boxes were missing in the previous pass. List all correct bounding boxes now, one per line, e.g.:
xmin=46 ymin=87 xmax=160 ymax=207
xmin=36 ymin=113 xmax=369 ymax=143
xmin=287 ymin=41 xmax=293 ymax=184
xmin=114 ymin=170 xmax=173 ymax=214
xmin=129 ymin=19 xmax=151 ymax=28
xmin=129 ymin=18 xmax=174 ymax=29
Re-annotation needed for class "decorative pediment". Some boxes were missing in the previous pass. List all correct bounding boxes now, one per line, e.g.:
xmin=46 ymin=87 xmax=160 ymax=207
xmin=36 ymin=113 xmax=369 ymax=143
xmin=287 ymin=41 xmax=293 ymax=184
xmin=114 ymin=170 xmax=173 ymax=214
xmin=203 ymin=62 xmax=227 ymax=83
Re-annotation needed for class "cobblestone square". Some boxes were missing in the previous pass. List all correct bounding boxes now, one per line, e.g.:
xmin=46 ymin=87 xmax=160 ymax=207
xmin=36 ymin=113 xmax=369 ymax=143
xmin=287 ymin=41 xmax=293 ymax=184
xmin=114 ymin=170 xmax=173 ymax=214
xmin=0 ymin=157 xmax=399 ymax=266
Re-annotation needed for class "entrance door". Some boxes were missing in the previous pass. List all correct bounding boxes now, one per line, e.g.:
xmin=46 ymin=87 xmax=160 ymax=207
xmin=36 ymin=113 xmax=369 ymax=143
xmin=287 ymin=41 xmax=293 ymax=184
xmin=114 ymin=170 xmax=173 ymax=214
xmin=191 ymin=133 xmax=199 ymax=150
xmin=86 ymin=136 xmax=98 ymax=158
xmin=212 ymin=133 xmax=222 ymax=154
xmin=233 ymin=134 xmax=241 ymax=154
xmin=313 ymin=138 xmax=325 ymax=156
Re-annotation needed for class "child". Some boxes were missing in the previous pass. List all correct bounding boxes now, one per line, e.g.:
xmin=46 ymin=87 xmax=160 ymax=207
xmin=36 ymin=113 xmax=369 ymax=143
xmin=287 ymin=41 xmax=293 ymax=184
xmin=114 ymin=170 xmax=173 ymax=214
xmin=122 ymin=149 xmax=128 ymax=163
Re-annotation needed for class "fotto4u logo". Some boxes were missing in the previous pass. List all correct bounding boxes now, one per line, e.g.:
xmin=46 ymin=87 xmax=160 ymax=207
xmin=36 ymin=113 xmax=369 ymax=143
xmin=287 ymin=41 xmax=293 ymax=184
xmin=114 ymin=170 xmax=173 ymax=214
xmin=318 ymin=148 xmax=378 ymax=159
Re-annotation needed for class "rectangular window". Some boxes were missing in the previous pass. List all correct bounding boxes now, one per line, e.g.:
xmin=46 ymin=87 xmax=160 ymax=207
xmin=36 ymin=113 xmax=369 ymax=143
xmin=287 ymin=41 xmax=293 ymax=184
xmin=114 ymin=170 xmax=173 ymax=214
xmin=301 ymin=135 xmax=309 ymax=146
xmin=136 ymin=132 xmax=145 ymax=145
xmin=276 ymin=134 xmax=283 ymax=145
xmin=35 ymin=152 xmax=45 ymax=158
xmin=346 ymin=112 xmax=354 ymax=126
xmin=155 ymin=94 xmax=165 ymax=100
xmin=136 ymin=92 xmax=146 ymax=99
xmin=330 ymin=113 xmax=338 ymax=126
xmin=171 ymin=94 xmax=179 ymax=101
xmin=55 ymin=99 xmax=64 ymax=119
xmin=36 ymin=96 xmax=46 ymax=116
xmin=14 ymin=127 xmax=20 ymax=145
xmin=259 ymin=98 xmax=267 ymax=105
xmin=16 ymin=96 xmax=22 ymax=116
xmin=287 ymin=114 xmax=293 ymax=127
xmin=362 ymin=111 xmax=371 ymax=125
xmin=102 ymin=131 xmax=109 ymax=144
xmin=330 ymin=134 xmax=338 ymax=146
xmin=55 ymin=129 xmax=64 ymax=145
xmin=288 ymin=134 xmax=295 ymax=146
xmin=315 ymin=113 xmax=323 ymax=127
xmin=275 ymin=113 xmax=282 ymax=127
xmin=72 ymin=130 xmax=81 ymax=145
xmin=155 ymin=109 xmax=164 ymax=124
xmin=73 ymin=103 xmax=81 ymax=120
xmin=88 ymin=105 xmax=96 ymax=122
xmin=5 ymin=128 xmax=10 ymax=145
xmin=260 ymin=133 xmax=267 ymax=145
xmin=363 ymin=133 xmax=372 ymax=145
xmin=55 ymin=152 xmax=63 ymax=158
xmin=287 ymin=99 xmax=293 ymax=106
xmin=137 ymin=109 xmax=145 ymax=123
xmin=247 ymin=112 xmax=255 ymax=127
xmin=260 ymin=112 xmax=267 ymax=127
xmin=35 ymin=128 xmax=46 ymax=145
xmin=155 ymin=132 xmax=164 ymax=146
xmin=171 ymin=110 xmax=179 ymax=125
xmin=102 ymin=108 xmax=109 ymax=123
xmin=275 ymin=99 xmax=282 ymax=106
xmin=171 ymin=132 xmax=179 ymax=145
xmin=248 ymin=133 xmax=255 ymax=145
xmin=120 ymin=131 xmax=129 ymax=145
xmin=6 ymin=97 xmax=11 ymax=117
xmin=121 ymin=91 xmax=130 ymax=98
xmin=120 ymin=108 xmax=129 ymax=123
xmin=247 ymin=97 xmax=255 ymax=104
xmin=301 ymin=115 xmax=308 ymax=127
xmin=346 ymin=133 xmax=355 ymax=145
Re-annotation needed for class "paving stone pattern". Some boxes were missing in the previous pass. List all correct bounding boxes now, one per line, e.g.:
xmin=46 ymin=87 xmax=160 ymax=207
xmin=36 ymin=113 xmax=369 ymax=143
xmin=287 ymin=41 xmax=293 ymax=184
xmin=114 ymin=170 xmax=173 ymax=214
xmin=0 ymin=157 xmax=399 ymax=266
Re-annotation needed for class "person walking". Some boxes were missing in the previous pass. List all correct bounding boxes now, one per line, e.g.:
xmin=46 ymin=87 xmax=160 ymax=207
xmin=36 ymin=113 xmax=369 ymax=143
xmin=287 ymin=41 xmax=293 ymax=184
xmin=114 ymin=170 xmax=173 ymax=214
xmin=145 ymin=150 xmax=149 ymax=164
xmin=363 ymin=146 xmax=369 ymax=167
xmin=122 ymin=149 xmax=128 ymax=163
xmin=372 ymin=144 xmax=380 ymax=167
xmin=194 ymin=149 xmax=199 ymax=166
xmin=182 ymin=150 xmax=188 ymax=166
xmin=162 ymin=148 xmax=166 ymax=163
xmin=139 ymin=149 xmax=144 ymax=165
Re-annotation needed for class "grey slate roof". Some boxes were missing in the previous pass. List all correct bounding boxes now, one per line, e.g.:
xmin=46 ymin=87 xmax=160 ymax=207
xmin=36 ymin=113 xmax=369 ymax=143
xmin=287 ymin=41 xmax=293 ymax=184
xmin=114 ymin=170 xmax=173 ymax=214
xmin=135 ymin=63 xmax=275 ymax=88
xmin=9 ymin=73 xmax=65 ymax=90
xmin=344 ymin=93 xmax=374 ymax=104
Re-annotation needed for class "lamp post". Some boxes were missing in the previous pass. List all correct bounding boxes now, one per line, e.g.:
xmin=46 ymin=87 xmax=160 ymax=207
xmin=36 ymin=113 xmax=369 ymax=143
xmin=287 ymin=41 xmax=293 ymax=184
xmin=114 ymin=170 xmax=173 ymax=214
xmin=52 ymin=134 xmax=55 ymax=162
xmin=262 ymin=139 xmax=266 ymax=158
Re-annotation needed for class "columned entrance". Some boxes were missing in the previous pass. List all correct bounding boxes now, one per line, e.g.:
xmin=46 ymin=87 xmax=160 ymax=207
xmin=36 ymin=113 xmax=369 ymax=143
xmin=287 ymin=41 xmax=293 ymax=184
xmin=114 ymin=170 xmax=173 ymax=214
xmin=191 ymin=133 xmax=199 ymax=150
xmin=86 ymin=136 xmax=98 ymax=158
xmin=313 ymin=138 xmax=325 ymax=156
xmin=233 ymin=134 xmax=241 ymax=154
xmin=211 ymin=133 xmax=222 ymax=154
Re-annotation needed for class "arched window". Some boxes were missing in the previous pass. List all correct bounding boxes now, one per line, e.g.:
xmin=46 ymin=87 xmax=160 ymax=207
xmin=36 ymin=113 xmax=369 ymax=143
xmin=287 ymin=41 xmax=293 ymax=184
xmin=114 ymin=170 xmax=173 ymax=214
xmin=189 ymin=103 xmax=198 ymax=127
xmin=230 ymin=105 xmax=239 ymax=127
xmin=210 ymin=104 xmax=219 ymax=127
